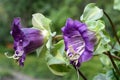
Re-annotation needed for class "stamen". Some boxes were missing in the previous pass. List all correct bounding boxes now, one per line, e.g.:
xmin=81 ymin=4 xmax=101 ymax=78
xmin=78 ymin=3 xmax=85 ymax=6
xmin=5 ymin=52 xmax=19 ymax=59
xmin=5 ymin=52 xmax=14 ymax=58
xmin=67 ymin=45 xmax=84 ymax=65
xmin=66 ymin=45 xmax=76 ymax=58
xmin=68 ymin=45 xmax=76 ymax=54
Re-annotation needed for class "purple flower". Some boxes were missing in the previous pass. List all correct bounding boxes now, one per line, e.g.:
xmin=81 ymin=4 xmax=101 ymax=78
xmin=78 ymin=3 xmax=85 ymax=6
xmin=6 ymin=17 xmax=44 ymax=66
xmin=62 ymin=18 xmax=96 ymax=67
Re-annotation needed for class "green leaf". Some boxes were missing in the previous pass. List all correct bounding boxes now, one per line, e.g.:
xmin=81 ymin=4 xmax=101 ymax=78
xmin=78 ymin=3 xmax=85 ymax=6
xmin=94 ymin=40 xmax=111 ymax=55
xmin=113 ymin=0 xmax=120 ymax=11
xmin=100 ymin=54 xmax=111 ymax=66
xmin=94 ymin=32 xmax=111 ymax=54
xmin=93 ymin=74 xmax=107 ymax=80
xmin=99 ymin=32 xmax=111 ymax=45
xmin=106 ymin=70 xmax=116 ymax=80
xmin=46 ymin=40 xmax=70 ymax=76
xmin=52 ymin=40 xmax=65 ymax=56
xmin=93 ymin=71 xmax=116 ymax=80
xmin=111 ymin=42 xmax=120 ymax=53
xmin=80 ymin=3 xmax=103 ymax=21
xmin=114 ymin=42 xmax=120 ymax=51
xmin=117 ymin=31 xmax=120 ymax=37
xmin=47 ymin=57 xmax=70 ymax=76
xmin=86 ymin=20 xmax=105 ymax=33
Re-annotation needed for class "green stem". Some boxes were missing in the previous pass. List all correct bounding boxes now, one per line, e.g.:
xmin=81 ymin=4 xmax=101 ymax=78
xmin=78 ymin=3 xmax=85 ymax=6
xmin=112 ymin=68 xmax=119 ymax=80
xmin=104 ymin=11 xmax=120 ymax=45
xmin=103 ymin=52 xmax=120 ymax=61
xmin=105 ymin=51 xmax=120 ymax=76
xmin=77 ymin=69 xmax=87 ymax=80
xmin=53 ymin=35 xmax=63 ymax=39
xmin=73 ymin=65 xmax=87 ymax=80
xmin=52 ymin=35 xmax=63 ymax=42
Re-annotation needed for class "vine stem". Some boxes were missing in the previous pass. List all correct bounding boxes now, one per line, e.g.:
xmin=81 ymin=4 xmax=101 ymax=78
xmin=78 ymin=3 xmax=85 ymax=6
xmin=104 ymin=10 xmax=120 ymax=75
xmin=53 ymin=35 xmax=63 ymax=39
xmin=105 ymin=51 xmax=120 ymax=75
xmin=52 ymin=35 xmax=63 ymax=42
xmin=103 ymin=52 xmax=120 ymax=61
xmin=103 ymin=11 xmax=120 ymax=45
xmin=73 ymin=65 xmax=87 ymax=80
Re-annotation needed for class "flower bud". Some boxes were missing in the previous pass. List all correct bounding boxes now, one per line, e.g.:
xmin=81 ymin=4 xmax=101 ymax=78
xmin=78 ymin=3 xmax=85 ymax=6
xmin=6 ymin=17 xmax=44 ymax=66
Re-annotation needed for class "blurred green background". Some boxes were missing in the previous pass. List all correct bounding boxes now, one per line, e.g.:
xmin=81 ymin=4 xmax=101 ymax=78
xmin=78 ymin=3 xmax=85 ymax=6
xmin=0 ymin=0 xmax=120 ymax=80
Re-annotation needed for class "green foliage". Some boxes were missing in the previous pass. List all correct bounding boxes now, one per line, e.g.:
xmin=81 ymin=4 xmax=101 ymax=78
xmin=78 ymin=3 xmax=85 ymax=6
xmin=93 ymin=74 xmax=107 ymax=80
xmin=46 ymin=40 xmax=70 ymax=76
xmin=85 ymin=20 xmax=105 ymax=33
xmin=93 ymin=69 xmax=118 ymax=80
xmin=106 ymin=70 xmax=117 ymax=80
xmin=100 ymin=54 xmax=111 ymax=66
xmin=80 ymin=3 xmax=103 ymax=21
xmin=111 ymin=42 xmax=120 ymax=53
xmin=113 ymin=0 xmax=120 ymax=11
xmin=94 ymin=31 xmax=111 ymax=54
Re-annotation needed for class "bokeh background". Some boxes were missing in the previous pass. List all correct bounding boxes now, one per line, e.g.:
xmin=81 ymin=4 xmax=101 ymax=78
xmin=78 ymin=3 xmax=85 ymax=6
xmin=0 ymin=0 xmax=120 ymax=80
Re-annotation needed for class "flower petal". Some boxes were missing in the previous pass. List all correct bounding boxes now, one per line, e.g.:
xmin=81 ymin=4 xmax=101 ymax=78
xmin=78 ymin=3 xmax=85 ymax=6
xmin=79 ymin=50 xmax=93 ymax=63
xmin=7 ymin=17 xmax=44 ymax=66
xmin=11 ymin=17 xmax=24 ymax=42
xmin=18 ymin=53 xmax=26 ymax=66
xmin=22 ymin=28 xmax=44 ymax=53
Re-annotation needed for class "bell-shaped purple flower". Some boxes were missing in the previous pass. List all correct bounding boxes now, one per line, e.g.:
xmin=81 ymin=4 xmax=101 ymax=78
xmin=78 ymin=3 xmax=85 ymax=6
xmin=6 ymin=17 xmax=44 ymax=66
xmin=62 ymin=18 xmax=96 ymax=67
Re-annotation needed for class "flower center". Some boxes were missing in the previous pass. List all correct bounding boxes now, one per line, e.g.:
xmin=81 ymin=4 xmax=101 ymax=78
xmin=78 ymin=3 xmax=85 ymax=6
xmin=66 ymin=34 xmax=85 ymax=65
xmin=5 ymin=39 xmax=24 ymax=60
